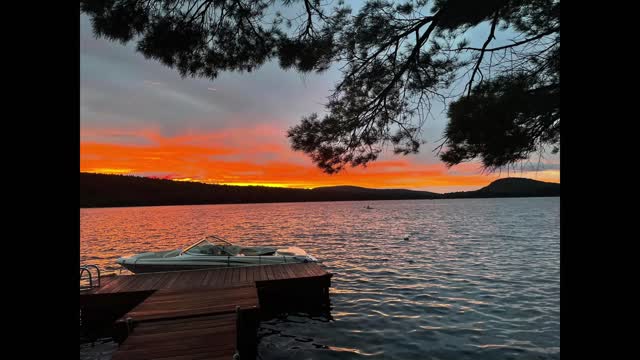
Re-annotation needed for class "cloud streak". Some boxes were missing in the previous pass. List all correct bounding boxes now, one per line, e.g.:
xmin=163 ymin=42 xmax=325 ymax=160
xmin=81 ymin=128 xmax=559 ymax=191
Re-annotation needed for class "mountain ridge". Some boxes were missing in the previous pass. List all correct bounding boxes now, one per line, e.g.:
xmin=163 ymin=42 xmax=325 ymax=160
xmin=80 ymin=172 xmax=559 ymax=208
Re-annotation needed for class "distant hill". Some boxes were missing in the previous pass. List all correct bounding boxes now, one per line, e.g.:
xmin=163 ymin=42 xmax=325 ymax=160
xmin=80 ymin=173 xmax=559 ymax=208
xmin=442 ymin=177 xmax=560 ymax=198
xmin=312 ymin=185 xmax=440 ymax=198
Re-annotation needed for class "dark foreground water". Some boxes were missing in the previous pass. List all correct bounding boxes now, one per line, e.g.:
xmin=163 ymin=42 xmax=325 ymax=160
xmin=81 ymin=197 xmax=559 ymax=359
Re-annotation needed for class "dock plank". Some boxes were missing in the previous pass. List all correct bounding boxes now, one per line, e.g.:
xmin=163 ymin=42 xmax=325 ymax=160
xmin=284 ymin=263 xmax=299 ymax=279
xmin=259 ymin=265 xmax=268 ymax=282
xmin=90 ymin=263 xmax=329 ymax=294
xmin=294 ymin=263 xmax=312 ymax=278
xmin=265 ymin=264 xmax=277 ymax=281
xmin=123 ymin=286 xmax=258 ymax=322
xmin=112 ymin=313 xmax=237 ymax=360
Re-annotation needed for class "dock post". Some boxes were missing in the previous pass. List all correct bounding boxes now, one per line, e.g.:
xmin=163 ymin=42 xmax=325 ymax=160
xmin=113 ymin=316 xmax=133 ymax=344
xmin=236 ymin=305 xmax=259 ymax=360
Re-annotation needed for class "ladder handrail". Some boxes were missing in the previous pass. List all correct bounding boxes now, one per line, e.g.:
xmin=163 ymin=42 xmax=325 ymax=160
xmin=79 ymin=266 xmax=93 ymax=289
xmin=84 ymin=264 xmax=101 ymax=287
xmin=79 ymin=264 xmax=101 ymax=289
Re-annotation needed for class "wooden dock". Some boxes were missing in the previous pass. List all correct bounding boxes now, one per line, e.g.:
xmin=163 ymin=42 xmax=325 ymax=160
xmin=80 ymin=263 xmax=332 ymax=360
xmin=87 ymin=263 xmax=329 ymax=294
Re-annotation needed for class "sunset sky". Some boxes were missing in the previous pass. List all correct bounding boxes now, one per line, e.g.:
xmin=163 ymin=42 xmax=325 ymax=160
xmin=80 ymin=11 xmax=560 ymax=193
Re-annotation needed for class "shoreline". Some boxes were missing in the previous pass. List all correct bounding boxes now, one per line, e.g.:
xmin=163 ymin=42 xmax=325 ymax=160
xmin=80 ymin=195 xmax=560 ymax=209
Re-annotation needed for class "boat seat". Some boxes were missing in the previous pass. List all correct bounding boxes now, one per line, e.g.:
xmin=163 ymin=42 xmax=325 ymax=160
xmin=239 ymin=247 xmax=277 ymax=256
xmin=221 ymin=245 xmax=242 ymax=256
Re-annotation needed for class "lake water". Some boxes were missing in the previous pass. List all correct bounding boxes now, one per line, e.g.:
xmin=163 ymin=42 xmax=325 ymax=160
xmin=80 ymin=197 xmax=560 ymax=359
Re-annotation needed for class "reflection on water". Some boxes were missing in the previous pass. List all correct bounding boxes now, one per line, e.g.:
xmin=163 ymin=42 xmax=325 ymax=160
xmin=79 ymin=338 xmax=118 ymax=360
xmin=81 ymin=197 xmax=559 ymax=359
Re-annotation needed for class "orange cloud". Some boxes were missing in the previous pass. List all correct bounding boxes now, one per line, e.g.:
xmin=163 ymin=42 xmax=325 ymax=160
xmin=80 ymin=127 xmax=559 ymax=191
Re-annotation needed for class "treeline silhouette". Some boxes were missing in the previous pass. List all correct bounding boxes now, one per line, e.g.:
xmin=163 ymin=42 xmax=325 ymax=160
xmin=80 ymin=173 xmax=559 ymax=208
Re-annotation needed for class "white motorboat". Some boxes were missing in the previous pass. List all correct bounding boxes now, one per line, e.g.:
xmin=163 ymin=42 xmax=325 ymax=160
xmin=116 ymin=235 xmax=317 ymax=273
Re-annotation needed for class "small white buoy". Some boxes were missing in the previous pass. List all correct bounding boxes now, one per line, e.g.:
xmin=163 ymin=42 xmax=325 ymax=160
xmin=403 ymin=235 xmax=410 ymax=240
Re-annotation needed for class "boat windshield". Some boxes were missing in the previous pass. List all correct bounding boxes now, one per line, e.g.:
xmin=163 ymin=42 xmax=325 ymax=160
xmin=203 ymin=235 xmax=235 ymax=247
xmin=181 ymin=235 xmax=239 ymax=256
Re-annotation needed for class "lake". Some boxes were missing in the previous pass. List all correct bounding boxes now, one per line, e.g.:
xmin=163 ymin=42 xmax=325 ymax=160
xmin=80 ymin=197 xmax=560 ymax=359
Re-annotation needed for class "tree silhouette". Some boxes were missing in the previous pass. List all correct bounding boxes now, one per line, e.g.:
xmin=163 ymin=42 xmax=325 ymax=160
xmin=80 ymin=0 xmax=559 ymax=173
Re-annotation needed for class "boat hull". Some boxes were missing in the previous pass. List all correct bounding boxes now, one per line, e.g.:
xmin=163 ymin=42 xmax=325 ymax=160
xmin=119 ymin=262 xmax=234 ymax=274
xmin=117 ymin=254 xmax=317 ymax=274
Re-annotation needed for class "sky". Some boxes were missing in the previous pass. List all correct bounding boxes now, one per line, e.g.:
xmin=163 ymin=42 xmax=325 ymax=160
xmin=80 ymin=7 xmax=559 ymax=193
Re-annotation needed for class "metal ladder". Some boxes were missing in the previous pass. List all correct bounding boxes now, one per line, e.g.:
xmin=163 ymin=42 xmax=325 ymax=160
xmin=80 ymin=264 xmax=101 ymax=290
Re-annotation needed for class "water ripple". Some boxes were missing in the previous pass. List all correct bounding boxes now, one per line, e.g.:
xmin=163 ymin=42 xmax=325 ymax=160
xmin=81 ymin=197 xmax=559 ymax=359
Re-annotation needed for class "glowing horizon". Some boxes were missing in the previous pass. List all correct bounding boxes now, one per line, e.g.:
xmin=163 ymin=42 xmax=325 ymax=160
xmin=81 ymin=127 xmax=560 ymax=192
